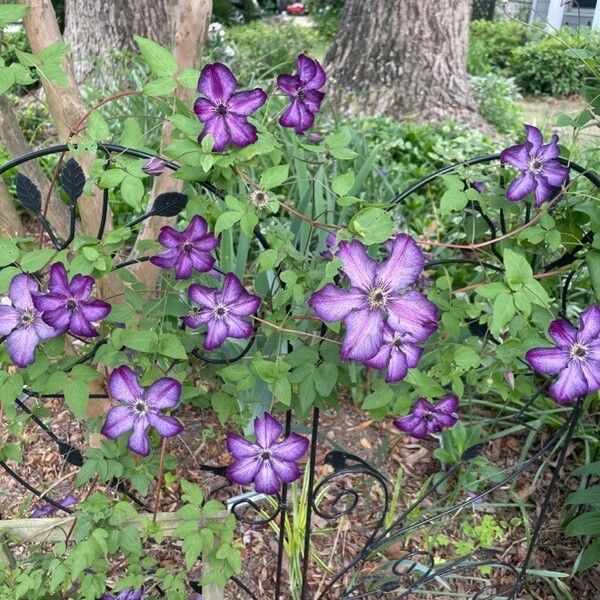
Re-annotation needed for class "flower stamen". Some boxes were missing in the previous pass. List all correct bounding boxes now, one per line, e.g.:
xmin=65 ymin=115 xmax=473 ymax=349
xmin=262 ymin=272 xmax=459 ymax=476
xmin=570 ymin=344 xmax=588 ymax=360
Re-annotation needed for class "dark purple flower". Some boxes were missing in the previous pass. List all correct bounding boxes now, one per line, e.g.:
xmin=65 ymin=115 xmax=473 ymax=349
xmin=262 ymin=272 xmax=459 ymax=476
xmin=101 ymin=366 xmax=183 ymax=457
xmin=308 ymin=235 xmax=438 ymax=363
xmin=31 ymin=494 xmax=77 ymax=518
xmin=500 ymin=124 xmax=569 ymax=207
xmin=525 ymin=305 xmax=600 ymax=404
xmin=363 ymin=326 xmax=425 ymax=383
xmin=142 ymin=157 xmax=166 ymax=176
xmin=101 ymin=590 xmax=143 ymax=600
xmin=226 ymin=412 xmax=309 ymax=495
xmin=277 ymin=54 xmax=326 ymax=134
xmin=0 ymin=274 xmax=57 ymax=367
xmin=393 ymin=395 xmax=459 ymax=439
xmin=150 ymin=215 xmax=219 ymax=280
xmin=183 ymin=273 xmax=260 ymax=351
xmin=193 ymin=63 xmax=267 ymax=152
xmin=32 ymin=263 xmax=111 ymax=337
xmin=320 ymin=232 xmax=338 ymax=260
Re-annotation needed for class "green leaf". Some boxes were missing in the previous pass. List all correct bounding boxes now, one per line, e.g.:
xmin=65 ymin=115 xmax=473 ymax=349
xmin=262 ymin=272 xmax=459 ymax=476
xmin=260 ymin=165 xmax=289 ymax=190
xmin=135 ymin=36 xmax=177 ymax=77
xmin=177 ymin=68 xmax=200 ymax=89
xmin=64 ymin=379 xmax=89 ymax=418
xmin=440 ymin=189 xmax=468 ymax=216
xmin=566 ymin=512 xmax=600 ymax=537
xmin=331 ymin=172 xmax=355 ymax=196
xmin=120 ymin=175 xmax=145 ymax=209
xmin=0 ymin=67 xmax=15 ymax=95
xmin=158 ymin=334 xmax=187 ymax=359
xmin=215 ymin=211 xmax=243 ymax=234
xmin=350 ymin=207 xmax=393 ymax=244
xmin=0 ymin=266 xmax=21 ymax=293
xmin=20 ymin=249 xmax=56 ymax=273
xmin=142 ymin=77 xmax=177 ymax=96
xmin=99 ymin=168 xmax=126 ymax=188
xmin=587 ymin=250 xmax=600 ymax=301
xmin=454 ymin=345 xmax=480 ymax=370
xmin=490 ymin=292 xmax=515 ymax=334
xmin=87 ymin=111 xmax=110 ymax=141
xmin=314 ymin=362 xmax=337 ymax=397
xmin=503 ymin=249 xmax=532 ymax=289
xmin=362 ymin=380 xmax=393 ymax=410
xmin=0 ymin=4 xmax=28 ymax=27
xmin=269 ymin=376 xmax=291 ymax=406
xmin=576 ymin=539 xmax=600 ymax=572
xmin=124 ymin=330 xmax=158 ymax=352
xmin=0 ymin=240 xmax=19 ymax=267
xmin=566 ymin=485 xmax=600 ymax=506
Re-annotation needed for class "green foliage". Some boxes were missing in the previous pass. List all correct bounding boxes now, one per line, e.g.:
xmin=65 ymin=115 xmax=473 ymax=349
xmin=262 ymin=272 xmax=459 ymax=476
xmin=468 ymin=20 xmax=528 ymax=75
xmin=304 ymin=0 xmax=345 ymax=39
xmin=470 ymin=73 xmax=523 ymax=135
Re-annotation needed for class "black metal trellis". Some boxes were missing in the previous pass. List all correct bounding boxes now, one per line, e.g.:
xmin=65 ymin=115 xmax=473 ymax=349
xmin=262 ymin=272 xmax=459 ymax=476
xmin=0 ymin=143 xmax=598 ymax=599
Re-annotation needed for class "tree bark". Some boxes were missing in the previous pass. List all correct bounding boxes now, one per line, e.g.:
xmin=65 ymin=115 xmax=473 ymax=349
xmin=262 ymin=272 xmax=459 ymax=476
xmin=325 ymin=0 xmax=484 ymax=126
xmin=64 ymin=0 xmax=176 ymax=86
xmin=0 ymin=179 xmax=24 ymax=238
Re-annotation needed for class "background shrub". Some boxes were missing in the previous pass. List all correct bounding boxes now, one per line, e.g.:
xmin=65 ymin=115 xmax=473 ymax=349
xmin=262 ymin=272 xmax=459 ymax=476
xmin=468 ymin=20 xmax=528 ymax=75
xmin=470 ymin=73 xmax=523 ymax=135
xmin=304 ymin=0 xmax=345 ymax=40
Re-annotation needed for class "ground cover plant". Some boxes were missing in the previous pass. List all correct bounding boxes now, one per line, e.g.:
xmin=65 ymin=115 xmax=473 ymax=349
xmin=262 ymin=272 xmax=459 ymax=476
xmin=0 ymin=2 xmax=600 ymax=600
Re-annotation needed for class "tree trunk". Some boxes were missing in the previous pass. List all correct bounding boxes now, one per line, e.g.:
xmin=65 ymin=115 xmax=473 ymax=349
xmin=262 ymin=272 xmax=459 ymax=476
xmin=325 ymin=0 xmax=484 ymax=126
xmin=64 ymin=0 xmax=176 ymax=86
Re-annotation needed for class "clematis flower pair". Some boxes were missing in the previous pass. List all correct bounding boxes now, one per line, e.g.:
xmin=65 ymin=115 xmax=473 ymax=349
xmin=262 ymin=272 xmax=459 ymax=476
xmin=526 ymin=305 xmax=600 ymax=404
xmin=193 ymin=54 xmax=326 ymax=151
xmin=394 ymin=395 xmax=459 ymax=439
xmin=500 ymin=124 xmax=569 ymax=207
xmin=309 ymin=234 xmax=438 ymax=382
xmin=226 ymin=412 xmax=309 ymax=495
xmin=101 ymin=366 xmax=183 ymax=457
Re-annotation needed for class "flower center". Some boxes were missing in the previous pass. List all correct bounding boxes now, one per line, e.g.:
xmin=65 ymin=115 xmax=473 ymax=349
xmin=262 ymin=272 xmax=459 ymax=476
xmin=21 ymin=310 xmax=35 ymax=326
xmin=392 ymin=335 xmax=403 ymax=349
xmin=297 ymin=89 xmax=306 ymax=101
xmin=260 ymin=450 xmax=271 ymax=460
xmin=66 ymin=298 xmax=77 ymax=310
xmin=570 ymin=344 xmax=588 ymax=360
xmin=135 ymin=400 xmax=147 ymax=413
xmin=529 ymin=159 xmax=543 ymax=174
xmin=183 ymin=242 xmax=193 ymax=253
xmin=423 ymin=411 xmax=435 ymax=422
xmin=368 ymin=286 xmax=388 ymax=309
xmin=214 ymin=304 xmax=228 ymax=317
xmin=215 ymin=103 xmax=229 ymax=116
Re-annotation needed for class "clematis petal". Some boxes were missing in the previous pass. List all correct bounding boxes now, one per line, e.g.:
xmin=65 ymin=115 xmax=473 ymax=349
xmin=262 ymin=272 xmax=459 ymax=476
xmin=69 ymin=274 xmax=94 ymax=300
xmin=270 ymin=458 xmax=301 ymax=483
xmin=228 ymin=292 xmax=261 ymax=317
xmin=227 ymin=432 xmax=259 ymax=459
xmin=198 ymin=63 xmax=237 ymax=103
xmin=542 ymin=160 xmax=569 ymax=187
xmin=226 ymin=115 xmax=259 ymax=149
xmin=524 ymin=124 xmax=544 ymax=149
xmin=144 ymin=377 xmax=181 ymax=409
xmin=364 ymin=345 xmax=392 ymax=370
xmin=394 ymin=415 xmax=427 ymax=439
xmin=387 ymin=291 xmax=439 ymax=341
xmin=194 ymin=235 xmax=220 ymax=252
xmin=189 ymin=248 xmax=215 ymax=273
xmin=41 ymin=308 xmax=71 ymax=334
xmin=255 ymin=412 xmax=282 ymax=448
xmin=549 ymin=361 xmax=588 ymax=404
xmin=193 ymin=97 xmax=216 ymax=122
xmin=182 ymin=309 xmax=213 ymax=329
xmin=80 ymin=299 xmax=111 ymax=323
xmin=174 ymin=254 xmax=194 ymax=280
xmin=226 ymin=456 xmax=261 ymax=485
xmin=254 ymin=461 xmax=280 ymax=495
xmin=277 ymin=73 xmax=300 ymax=96
xmin=101 ymin=405 xmax=136 ymax=439
xmin=150 ymin=249 xmax=180 ymax=270
xmin=549 ymin=318 xmax=578 ymax=347
xmin=303 ymin=59 xmax=326 ymax=90
xmin=280 ymin=99 xmax=315 ymax=134
xmin=0 ymin=305 xmax=19 ymax=335
xmin=533 ymin=177 xmax=556 ymax=208
xmin=48 ymin=263 xmax=70 ymax=295
xmin=148 ymin=413 xmax=183 ymax=438
xmin=220 ymin=273 xmax=245 ymax=304
xmin=228 ymin=88 xmax=267 ymax=116
xmin=32 ymin=292 xmax=66 ymax=312
xmin=204 ymin=318 xmax=229 ymax=350
xmin=500 ymin=143 xmax=530 ymax=169
xmin=8 ymin=273 xmax=38 ymax=311
xmin=188 ymin=284 xmax=216 ymax=309
xmin=33 ymin=317 xmax=57 ymax=340
xmin=432 ymin=410 xmax=458 ymax=432
xmin=337 ymin=240 xmax=377 ymax=290
xmin=69 ymin=310 xmax=98 ymax=337
xmin=340 ymin=307 xmax=384 ymax=362
xmin=506 ymin=172 xmax=536 ymax=202
xmin=271 ymin=432 xmax=309 ymax=461
xmin=109 ymin=366 xmax=144 ymax=403
xmin=385 ymin=351 xmax=409 ymax=383
xmin=157 ymin=226 xmax=183 ymax=248
xmin=199 ymin=116 xmax=230 ymax=152
xmin=581 ymin=359 xmax=600 ymax=395
xmin=412 ymin=398 xmax=434 ymax=416
xmin=376 ymin=233 xmax=424 ymax=292
xmin=308 ymin=283 xmax=365 ymax=323
xmin=6 ymin=326 xmax=39 ymax=367
xmin=402 ymin=343 xmax=424 ymax=369
xmin=578 ymin=305 xmax=600 ymax=344
xmin=435 ymin=394 xmax=460 ymax=415
xmin=185 ymin=215 xmax=209 ymax=239
xmin=526 ymin=346 xmax=569 ymax=374
xmin=223 ymin=313 xmax=253 ymax=339
xmin=302 ymin=90 xmax=325 ymax=114
xmin=128 ymin=417 xmax=151 ymax=456
xmin=296 ymin=54 xmax=317 ymax=86
xmin=536 ymin=142 xmax=560 ymax=161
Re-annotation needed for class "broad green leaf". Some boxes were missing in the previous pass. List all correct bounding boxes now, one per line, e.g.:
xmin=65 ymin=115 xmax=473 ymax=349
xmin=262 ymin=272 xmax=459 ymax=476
xmin=587 ymin=249 xmax=600 ymax=301
xmin=135 ymin=36 xmax=177 ymax=77
xmin=362 ymin=380 xmax=393 ymax=410
xmin=64 ymin=379 xmax=89 ymax=418
xmin=503 ymin=249 xmax=532 ymax=289
xmin=350 ymin=207 xmax=393 ymax=244
xmin=215 ymin=211 xmax=243 ymax=234
xmin=0 ymin=240 xmax=19 ymax=267
xmin=260 ymin=165 xmax=289 ymax=190
xmin=0 ymin=4 xmax=28 ymax=27
xmin=87 ymin=111 xmax=110 ymax=141
xmin=332 ymin=172 xmax=355 ymax=196
xmin=20 ymin=249 xmax=56 ymax=273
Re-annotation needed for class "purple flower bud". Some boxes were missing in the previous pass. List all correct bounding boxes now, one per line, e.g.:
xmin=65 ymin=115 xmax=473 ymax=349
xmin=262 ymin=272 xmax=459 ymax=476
xmin=307 ymin=132 xmax=323 ymax=144
xmin=504 ymin=370 xmax=515 ymax=390
xmin=142 ymin=157 xmax=167 ymax=176
xmin=393 ymin=395 xmax=459 ymax=439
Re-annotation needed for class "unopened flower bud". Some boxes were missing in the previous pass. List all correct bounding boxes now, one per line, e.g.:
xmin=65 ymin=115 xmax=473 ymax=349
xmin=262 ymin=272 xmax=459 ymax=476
xmin=142 ymin=157 xmax=166 ymax=176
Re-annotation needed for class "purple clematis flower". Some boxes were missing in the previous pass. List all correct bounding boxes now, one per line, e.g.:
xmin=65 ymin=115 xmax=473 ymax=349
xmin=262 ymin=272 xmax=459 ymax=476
xmin=393 ymin=395 xmax=459 ymax=439
xmin=101 ymin=590 xmax=143 ymax=600
xmin=150 ymin=215 xmax=219 ymax=280
xmin=183 ymin=273 xmax=260 ymax=351
xmin=101 ymin=366 xmax=183 ymax=457
xmin=363 ymin=326 xmax=426 ymax=383
xmin=226 ymin=412 xmax=309 ymax=495
xmin=32 ymin=494 xmax=77 ymax=518
xmin=142 ymin=157 xmax=166 ymax=176
xmin=32 ymin=263 xmax=111 ymax=337
xmin=525 ymin=305 xmax=600 ymax=404
xmin=500 ymin=124 xmax=569 ymax=207
xmin=308 ymin=234 xmax=438 ymax=363
xmin=277 ymin=54 xmax=326 ymax=134
xmin=0 ymin=274 xmax=57 ymax=367
xmin=193 ymin=63 xmax=267 ymax=152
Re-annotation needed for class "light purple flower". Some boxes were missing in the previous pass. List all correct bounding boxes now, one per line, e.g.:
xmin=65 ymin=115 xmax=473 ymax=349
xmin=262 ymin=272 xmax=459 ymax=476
xmin=101 ymin=590 xmax=143 ymax=600
xmin=32 ymin=263 xmax=111 ymax=337
xmin=31 ymin=494 xmax=77 ymax=518
xmin=363 ymin=326 xmax=425 ymax=383
xmin=393 ymin=395 xmax=459 ymax=439
xmin=525 ymin=305 xmax=600 ymax=404
xmin=320 ymin=232 xmax=339 ymax=260
xmin=142 ymin=157 xmax=166 ymax=176
xmin=277 ymin=54 xmax=326 ymax=134
xmin=150 ymin=215 xmax=219 ymax=280
xmin=193 ymin=63 xmax=267 ymax=152
xmin=500 ymin=124 xmax=569 ymax=207
xmin=0 ymin=274 xmax=57 ymax=367
xmin=226 ymin=412 xmax=309 ymax=495
xmin=183 ymin=273 xmax=260 ymax=351
xmin=101 ymin=366 xmax=183 ymax=457
xmin=308 ymin=234 xmax=438 ymax=363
